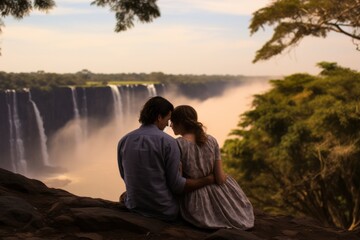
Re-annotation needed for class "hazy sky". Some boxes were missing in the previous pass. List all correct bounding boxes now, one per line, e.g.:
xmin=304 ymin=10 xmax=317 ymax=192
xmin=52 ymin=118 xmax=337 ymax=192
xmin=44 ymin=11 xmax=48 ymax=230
xmin=1 ymin=0 xmax=359 ymax=76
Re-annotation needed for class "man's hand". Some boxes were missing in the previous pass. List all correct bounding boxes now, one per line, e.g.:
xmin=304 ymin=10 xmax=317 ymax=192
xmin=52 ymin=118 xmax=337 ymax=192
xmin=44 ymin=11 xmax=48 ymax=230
xmin=183 ymin=174 xmax=215 ymax=193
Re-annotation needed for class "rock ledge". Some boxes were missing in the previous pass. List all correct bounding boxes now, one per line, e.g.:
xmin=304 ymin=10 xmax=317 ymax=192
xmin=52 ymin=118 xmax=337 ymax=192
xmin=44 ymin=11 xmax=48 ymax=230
xmin=0 ymin=168 xmax=359 ymax=240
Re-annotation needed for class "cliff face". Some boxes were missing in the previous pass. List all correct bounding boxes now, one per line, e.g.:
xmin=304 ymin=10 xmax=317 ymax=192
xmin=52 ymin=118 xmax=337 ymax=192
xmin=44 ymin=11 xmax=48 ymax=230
xmin=0 ymin=168 xmax=359 ymax=240
xmin=0 ymin=81 xmax=241 ymax=174
xmin=0 ymin=93 xmax=11 ymax=169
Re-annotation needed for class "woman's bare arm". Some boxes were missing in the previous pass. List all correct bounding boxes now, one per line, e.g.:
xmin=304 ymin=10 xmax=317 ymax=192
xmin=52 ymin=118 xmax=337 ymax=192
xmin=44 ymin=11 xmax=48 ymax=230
xmin=183 ymin=174 xmax=215 ymax=193
xmin=214 ymin=159 xmax=227 ymax=185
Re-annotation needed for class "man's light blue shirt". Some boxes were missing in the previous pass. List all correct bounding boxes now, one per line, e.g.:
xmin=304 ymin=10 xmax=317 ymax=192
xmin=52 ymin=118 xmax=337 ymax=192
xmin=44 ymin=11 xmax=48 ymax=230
xmin=117 ymin=124 xmax=186 ymax=221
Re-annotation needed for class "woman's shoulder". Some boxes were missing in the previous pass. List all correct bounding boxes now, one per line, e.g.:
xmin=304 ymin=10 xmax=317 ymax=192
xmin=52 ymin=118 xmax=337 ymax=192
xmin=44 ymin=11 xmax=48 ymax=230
xmin=175 ymin=136 xmax=186 ymax=145
xmin=176 ymin=136 xmax=191 ymax=145
xmin=206 ymin=134 xmax=218 ymax=144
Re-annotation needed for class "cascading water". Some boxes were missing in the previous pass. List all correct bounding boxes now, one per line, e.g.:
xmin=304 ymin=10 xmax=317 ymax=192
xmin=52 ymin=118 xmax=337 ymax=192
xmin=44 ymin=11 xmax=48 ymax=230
xmin=81 ymin=88 xmax=88 ymax=138
xmin=70 ymin=87 xmax=80 ymax=120
xmin=146 ymin=84 xmax=157 ymax=97
xmin=5 ymin=90 xmax=27 ymax=174
xmin=28 ymin=90 xmax=50 ymax=166
xmin=119 ymin=85 xmax=132 ymax=127
xmin=125 ymin=85 xmax=133 ymax=117
xmin=6 ymin=90 xmax=18 ymax=172
xmin=109 ymin=85 xmax=123 ymax=126
xmin=70 ymin=87 xmax=82 ymax=144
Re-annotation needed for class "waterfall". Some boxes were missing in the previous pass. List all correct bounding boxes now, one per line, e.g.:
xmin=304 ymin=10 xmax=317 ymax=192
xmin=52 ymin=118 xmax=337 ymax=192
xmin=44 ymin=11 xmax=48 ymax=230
xmin=70 ymin=87 xmax=82 ymax=144
xmin=81 ymin=87 xmax=88 ymax=138
xmin=126 ymin=85 xmax=133 ymax=117
xmin=70 ymin=87 xmax=80 ymax=120
xmin=5 ymin=90 xmax=27 ymax=174
xmin=129 ymin=85 xmax=136 ymax=115
xmin=28 ymin=90 xmax=50 ymax=166
xmin=6 ymin=90 xmax=17 ymax=172
xmin=109 ymin=85 xmax=123 ymax=125
xmin=146 ymin=84 xmax=157 ymax=97
xmin=10 ymin=91 xmax=27 ymax=174
xmin=119 ymin=85 xmax=132 ymax=127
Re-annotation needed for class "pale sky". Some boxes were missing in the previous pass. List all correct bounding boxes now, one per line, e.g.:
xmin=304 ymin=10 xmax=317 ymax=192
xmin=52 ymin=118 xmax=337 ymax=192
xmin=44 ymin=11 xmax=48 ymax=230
xmin=0 ymin=0 xmax=359 ymax=76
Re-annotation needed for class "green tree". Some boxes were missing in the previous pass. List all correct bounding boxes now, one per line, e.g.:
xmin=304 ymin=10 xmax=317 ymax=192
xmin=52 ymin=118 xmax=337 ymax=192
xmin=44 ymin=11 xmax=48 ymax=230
xmin=249 ymin=0 xmax=360 ymax=62
xmin=91 ymin=0 xmax=160 ymax=32
xmin=223 ymin=62 xmax=360 ymax=230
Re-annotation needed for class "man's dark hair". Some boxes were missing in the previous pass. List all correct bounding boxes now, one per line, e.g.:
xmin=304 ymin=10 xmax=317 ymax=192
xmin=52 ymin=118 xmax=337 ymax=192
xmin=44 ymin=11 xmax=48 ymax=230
xmin=139 ymin=96 xmax=174 ymax=125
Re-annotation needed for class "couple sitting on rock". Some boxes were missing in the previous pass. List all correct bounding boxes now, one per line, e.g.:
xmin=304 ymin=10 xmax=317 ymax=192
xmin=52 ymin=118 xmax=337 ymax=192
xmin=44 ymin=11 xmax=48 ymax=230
xmin=117 ymin=96 xmax=254 ymax=230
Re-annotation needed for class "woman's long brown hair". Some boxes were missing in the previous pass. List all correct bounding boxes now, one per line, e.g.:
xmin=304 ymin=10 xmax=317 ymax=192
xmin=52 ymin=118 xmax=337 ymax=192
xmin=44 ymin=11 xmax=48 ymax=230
xmin=171 ymin=105 xmax=207 ymax=146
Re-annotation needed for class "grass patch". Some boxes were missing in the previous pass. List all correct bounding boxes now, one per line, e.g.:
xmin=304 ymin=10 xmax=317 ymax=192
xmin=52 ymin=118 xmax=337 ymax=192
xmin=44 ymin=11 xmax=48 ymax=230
xmin=85 ymin=81 xmax=160 ymax=87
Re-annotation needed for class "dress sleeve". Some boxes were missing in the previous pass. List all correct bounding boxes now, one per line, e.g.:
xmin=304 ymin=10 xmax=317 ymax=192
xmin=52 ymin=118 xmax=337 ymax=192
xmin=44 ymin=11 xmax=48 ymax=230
xmin=212 ymin=135 xmax=221 ymax=161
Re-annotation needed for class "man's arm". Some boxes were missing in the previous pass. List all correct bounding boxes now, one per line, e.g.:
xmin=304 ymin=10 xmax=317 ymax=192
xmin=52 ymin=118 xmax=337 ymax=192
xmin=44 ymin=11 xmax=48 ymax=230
xmin=183 ymin=174 xmax=215 ymax=193
xmin=117 ymin=138 xmax=125 ymax=179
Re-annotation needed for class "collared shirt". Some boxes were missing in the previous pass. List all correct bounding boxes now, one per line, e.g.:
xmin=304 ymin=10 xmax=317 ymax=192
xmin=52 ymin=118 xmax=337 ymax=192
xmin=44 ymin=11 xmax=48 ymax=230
xmin=117 ymin=124 xmax=186 ymax=221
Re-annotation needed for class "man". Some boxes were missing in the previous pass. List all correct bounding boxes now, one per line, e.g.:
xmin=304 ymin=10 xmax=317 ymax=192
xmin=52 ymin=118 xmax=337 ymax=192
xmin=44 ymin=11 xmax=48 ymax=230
xmin=118 ymin=96 xmax=214 ymax=221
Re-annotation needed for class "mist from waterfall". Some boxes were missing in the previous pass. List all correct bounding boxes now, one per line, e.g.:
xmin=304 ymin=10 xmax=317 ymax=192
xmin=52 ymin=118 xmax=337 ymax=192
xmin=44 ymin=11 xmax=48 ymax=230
xmin=41 ymin=81 xmax=271 ymax=201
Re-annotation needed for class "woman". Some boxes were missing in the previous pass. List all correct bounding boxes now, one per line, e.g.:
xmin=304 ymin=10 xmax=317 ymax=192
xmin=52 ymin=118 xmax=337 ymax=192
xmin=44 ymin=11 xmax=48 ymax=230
xmin=170 ymin=105 xmax=254 ymax=229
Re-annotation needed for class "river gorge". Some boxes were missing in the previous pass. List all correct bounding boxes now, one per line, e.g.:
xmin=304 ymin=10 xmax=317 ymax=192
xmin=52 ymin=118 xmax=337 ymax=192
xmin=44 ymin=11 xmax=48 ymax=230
xmin=0 ymin=79 xmax=270 ymax=201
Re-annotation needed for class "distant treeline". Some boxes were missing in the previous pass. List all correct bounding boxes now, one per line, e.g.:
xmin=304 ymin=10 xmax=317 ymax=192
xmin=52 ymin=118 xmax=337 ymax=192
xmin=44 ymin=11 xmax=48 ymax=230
xmin=0 ymin=69 xmax=257 ymax=91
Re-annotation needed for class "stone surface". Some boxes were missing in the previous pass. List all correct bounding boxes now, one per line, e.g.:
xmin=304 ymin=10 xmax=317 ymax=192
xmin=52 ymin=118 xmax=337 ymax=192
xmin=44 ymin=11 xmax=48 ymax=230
xmin=0 ymin=168 xmax=359 ymax=240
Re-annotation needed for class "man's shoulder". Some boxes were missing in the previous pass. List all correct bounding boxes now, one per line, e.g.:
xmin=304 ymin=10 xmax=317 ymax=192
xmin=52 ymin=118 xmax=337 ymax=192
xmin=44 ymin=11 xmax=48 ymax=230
xmin=151 ymin=128 xmax=176 ymax=144
xmin=119 ymin=128 xmax=138 ymax=141
xmin=143 ymin=127 xmax=177 ymax=146
xmin=120 ymin=125 xmax=175 ymax=142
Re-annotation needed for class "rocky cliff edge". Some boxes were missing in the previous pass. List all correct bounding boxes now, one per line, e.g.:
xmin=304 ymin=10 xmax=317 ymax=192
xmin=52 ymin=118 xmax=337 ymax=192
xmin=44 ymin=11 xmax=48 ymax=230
xmin=0 ymin=168 xmax=359 ymax=240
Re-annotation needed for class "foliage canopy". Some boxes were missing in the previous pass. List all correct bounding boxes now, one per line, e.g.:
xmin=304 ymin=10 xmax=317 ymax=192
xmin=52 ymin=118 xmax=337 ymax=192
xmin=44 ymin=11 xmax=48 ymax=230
xmin=223 ymin=62 xmax=360 ymax=230
xmin=249 ymin=0 xmax=360 ymax=62
xmin=91 ymin=0 xmax=160 ymax=32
